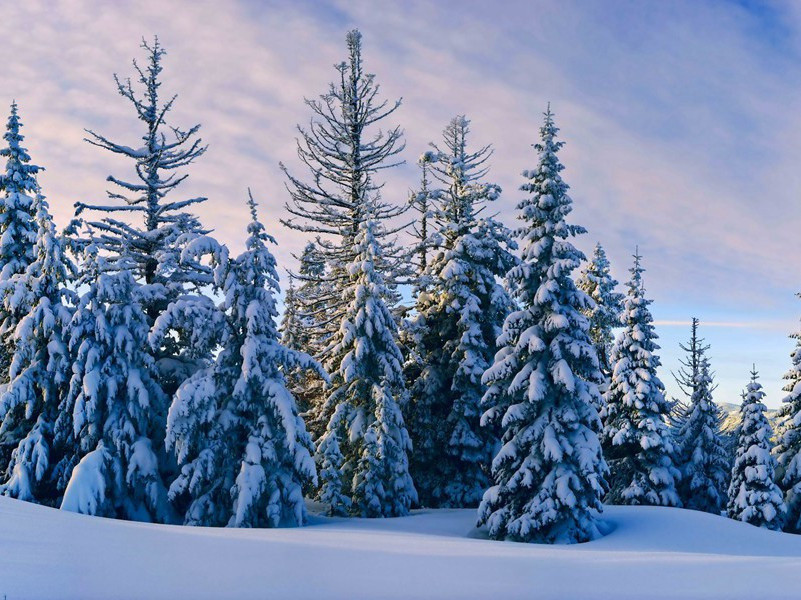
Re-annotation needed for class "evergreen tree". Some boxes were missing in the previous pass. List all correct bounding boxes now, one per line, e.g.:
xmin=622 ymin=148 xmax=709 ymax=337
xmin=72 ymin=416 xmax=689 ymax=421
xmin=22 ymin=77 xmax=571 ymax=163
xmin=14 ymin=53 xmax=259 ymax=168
xmin=281 ymin=30 xmax=415 ymax=515
xmin=281 ymin=28 xmax=407 ymax=337
xmin=0 ymin=191 xmax=77 ymax=504
xmin=60 ymin=244 xmax=172 ymax=522
xmin=775 ymin=306 xmax=801 ymax=532
xmin=576 ymin=242 xmax=623 ymax=379
xmin=478 ymin=107 xmax=607 ymax=544
xmin=397 ymin=153 xmax=440 ymax=450
xmin=315 ymin=215 xmax=416 ymax=517
xmin=162 ymin=192 xmax=326 ymax=527
xmin=674 ymin=351 xmax=729 ymax=514
xmin=280 ymin=276 xmax=302 ymax=352
xmin=284 ymin=242 xmax=331 ymax=439
xmin=75 ymin=37 xmax=210 ymax=394
xmin=601 ymin=250 xmax=679 ymax=507
xmin=0 ymin=103 xmax=43 ymax=380
xmin=727 ymin=367 xmax=784 ymax=530
xmin=405 ymin=116 xmax=516 ymax=508
xmin=409 ymin=151 xmax=439 ymax=284
xmin=670 ymin=317 xmax=708 ymax=427
xmin=293 ymin=241 xmax=329 ymax=352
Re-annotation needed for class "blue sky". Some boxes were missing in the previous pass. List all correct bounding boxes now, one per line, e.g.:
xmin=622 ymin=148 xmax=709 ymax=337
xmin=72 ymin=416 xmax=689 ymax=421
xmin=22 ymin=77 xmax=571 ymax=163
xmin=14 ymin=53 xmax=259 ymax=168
xmin=3 ymin=0 xmax=801 ymax=406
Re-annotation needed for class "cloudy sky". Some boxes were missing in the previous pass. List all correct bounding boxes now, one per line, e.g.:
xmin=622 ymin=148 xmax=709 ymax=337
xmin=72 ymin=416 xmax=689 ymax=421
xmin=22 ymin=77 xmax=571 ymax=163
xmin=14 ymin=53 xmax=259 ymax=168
xmin=4 ymin=0 xmax=801 ymax=406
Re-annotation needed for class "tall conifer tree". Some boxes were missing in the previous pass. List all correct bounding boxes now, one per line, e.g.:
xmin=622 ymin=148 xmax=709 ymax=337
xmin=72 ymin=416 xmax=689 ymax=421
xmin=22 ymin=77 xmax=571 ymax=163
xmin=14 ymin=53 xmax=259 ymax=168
xmin=315 ymin=215 xmax=416 ymax=517
xmin=674 ymin=348 xmax=729 ymax=514
xmin=405 ymin=116 xmax=516 ymax=508
xmin=281 ymin=30 xmax=414 ymax=516
xmin=727 ymin=367 xmax=784 ymax=530
xmin=478 ymin=107 xmax=607 ymax=544
xmin=0 ymin=103 xmax=43 ymax=379
xmin=775 ymin=304 xmax=801 ymax=532
xmin=0 ymin=191 xmax=76 ymax=504
xmin=163 ymin=193 xmax=326 ymax=527
xmin=60 ymin=244 xmax=172 ymax=522
xmin=601 ymin=250 xmax=679 ymax=506
xmin=281 ymin=28 xmax=407 ymax=334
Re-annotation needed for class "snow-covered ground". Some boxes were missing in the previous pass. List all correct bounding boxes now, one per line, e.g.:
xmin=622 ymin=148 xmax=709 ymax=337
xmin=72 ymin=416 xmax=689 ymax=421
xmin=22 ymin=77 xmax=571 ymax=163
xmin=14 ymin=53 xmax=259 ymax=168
xmin=2 ymin=496 xmax=801 ymax=600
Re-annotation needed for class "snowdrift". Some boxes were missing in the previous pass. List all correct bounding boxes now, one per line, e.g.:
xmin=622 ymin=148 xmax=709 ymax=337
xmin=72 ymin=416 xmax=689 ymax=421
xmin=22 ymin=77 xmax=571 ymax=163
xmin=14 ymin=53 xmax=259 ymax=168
xmin=2 ymin=496 xmax=801 ymax=599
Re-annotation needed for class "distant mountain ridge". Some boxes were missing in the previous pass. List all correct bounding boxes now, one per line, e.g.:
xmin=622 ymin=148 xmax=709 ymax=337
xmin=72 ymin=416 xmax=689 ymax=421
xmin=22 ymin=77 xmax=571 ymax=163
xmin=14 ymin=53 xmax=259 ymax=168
xmin=717 ymin=401 xmax=780 ymax=435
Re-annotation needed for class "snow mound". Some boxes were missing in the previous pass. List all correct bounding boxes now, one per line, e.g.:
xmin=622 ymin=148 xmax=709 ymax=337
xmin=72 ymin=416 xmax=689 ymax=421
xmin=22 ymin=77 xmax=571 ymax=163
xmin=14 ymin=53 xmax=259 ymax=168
xmin=1 ymin=497 xmax=801 ymax=599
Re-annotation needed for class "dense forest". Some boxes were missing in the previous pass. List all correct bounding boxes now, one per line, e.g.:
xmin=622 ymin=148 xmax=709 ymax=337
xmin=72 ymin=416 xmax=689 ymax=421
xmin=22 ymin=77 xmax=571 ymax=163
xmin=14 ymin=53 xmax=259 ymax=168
xmin=0 ymin=30 xmax=798 ymax=544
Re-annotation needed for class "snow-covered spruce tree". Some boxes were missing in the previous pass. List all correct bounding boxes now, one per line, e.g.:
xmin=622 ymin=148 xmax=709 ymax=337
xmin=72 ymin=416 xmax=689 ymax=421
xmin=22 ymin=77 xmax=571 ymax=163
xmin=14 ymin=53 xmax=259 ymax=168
xmin=60 ymin=244 xmax=172 ymax=522
xmin=283 ymin=242 xmax=332 ymax=439
xmin=775 ymin=305 xmax=801 ymax=533
xmin=405 ymin=116 xmax=516 ymax=508
xmin=75 ymin=37 xmax=210 ymax=394
xmin=477 ymin=107 xmax=607 ymax=544
xmin=600 ymin=250 xmax=679 ymax=507
xmin=160 ymin=192 xmax=327 ymax=527
xmin=674 ymin=352 xmax=729 ymax=514
xmin=576 ymin=242 xmax=623 ymax=380
xmin=315 ymin=214 xmax=416 ymax=517
xmin=0 ymin=191 xmax=77 ymax=504
xmin=727 ymin=367 xmax=784 ymax=530
xmin=281 ymin=30 xmax=414 ymax=513
xmin=0 ymin=103 xmax=43 ymax=380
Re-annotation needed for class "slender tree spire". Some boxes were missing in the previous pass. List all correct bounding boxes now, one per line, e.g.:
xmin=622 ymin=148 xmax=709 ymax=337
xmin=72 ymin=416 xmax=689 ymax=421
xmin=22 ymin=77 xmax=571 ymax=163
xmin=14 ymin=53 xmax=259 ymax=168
xmin=409 ymin=150 xmax=439 ymax=286
xmin=673 ymin=317 xmax=710 ymax=398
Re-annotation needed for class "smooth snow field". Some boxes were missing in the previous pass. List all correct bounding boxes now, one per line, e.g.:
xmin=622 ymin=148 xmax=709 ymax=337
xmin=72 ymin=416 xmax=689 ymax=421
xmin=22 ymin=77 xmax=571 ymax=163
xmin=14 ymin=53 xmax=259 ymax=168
xmin=2 ymin=497 xmax=801 ymax=600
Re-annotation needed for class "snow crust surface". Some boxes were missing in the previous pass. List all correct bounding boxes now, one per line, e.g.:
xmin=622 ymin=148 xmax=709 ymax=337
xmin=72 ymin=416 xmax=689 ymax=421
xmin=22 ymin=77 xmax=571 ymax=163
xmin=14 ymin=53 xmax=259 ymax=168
xmin=1 ymin=497 xmax=801 ymax=599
